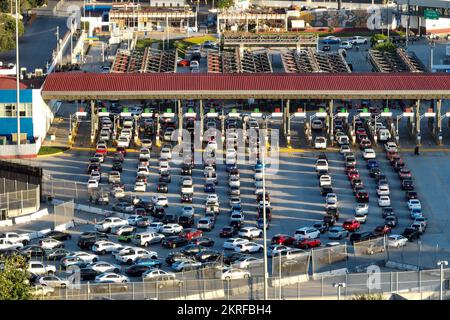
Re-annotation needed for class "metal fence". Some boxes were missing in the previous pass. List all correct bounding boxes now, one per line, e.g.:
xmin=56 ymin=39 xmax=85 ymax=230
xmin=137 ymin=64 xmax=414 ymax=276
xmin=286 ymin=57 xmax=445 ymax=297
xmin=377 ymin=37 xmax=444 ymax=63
xmin=53 ymin=200 xmax=75 ymax=228
xmin=0 ymin=178 xmax=40 ymax=218
xmin=42 ymin=177 xmax=90 ymax=203
xmin=40 ymin=268 xmax=450 ymax=300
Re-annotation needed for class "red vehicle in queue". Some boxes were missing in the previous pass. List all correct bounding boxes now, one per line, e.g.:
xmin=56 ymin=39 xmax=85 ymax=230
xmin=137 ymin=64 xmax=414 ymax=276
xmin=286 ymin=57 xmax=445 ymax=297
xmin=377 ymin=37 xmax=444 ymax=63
xmin=294 ymin=238 xmax=321 ymax=249
xmin=178 ymin=228 xmax=203 ymax=241
xmin=347 ymin=169 xmax=360 ymax=181
xmin=271 ymin=234 xmax=295 ymax=246
xmin=342 ymin=219 xmax=361 ymax=232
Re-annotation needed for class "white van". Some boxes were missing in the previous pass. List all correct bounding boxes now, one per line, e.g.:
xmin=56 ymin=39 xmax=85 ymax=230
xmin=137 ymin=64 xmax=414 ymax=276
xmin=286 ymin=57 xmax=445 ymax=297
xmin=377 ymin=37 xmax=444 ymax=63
xmin=132 ymin=232 xmax=165 ymax=246
xmin=378 ymin=129 xmax=391 ymax=142
xmin=376 ymin=184 xmax=390 ymax=196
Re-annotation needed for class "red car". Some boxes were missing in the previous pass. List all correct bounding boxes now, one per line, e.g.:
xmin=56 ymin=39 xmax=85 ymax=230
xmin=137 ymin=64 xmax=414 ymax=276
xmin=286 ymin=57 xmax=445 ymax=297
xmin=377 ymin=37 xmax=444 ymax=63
xmin=271 ymin=234 xmax=295 ymax=245
xmin=96 ymin=145 xmax=107 ymax=155
xmin=342 ymin=219 xmax=361 ymax=232
xmin=347 ymin=169 xmax=360 ymax=181
xmin=355 ymin=128 xmax=366 ymax=136
xmin=345 ymin=163 xmax=356 ymax=174
xmin=179 ymin=228 xmax=203 ymax=241
xmin=374 ymin=225 xmax=391 ymax=236
xmin=398 ymin=168 xmax=412 ymax=180
xmin=294 ymin=238 xmax=321 ymax=249
xmin=390 ymin=155 xmax=401 ymax=166
xmin=386 ymin=150 xmax=397 ymax=160
xmin=177 ymin=59 xmax=190 ymax=67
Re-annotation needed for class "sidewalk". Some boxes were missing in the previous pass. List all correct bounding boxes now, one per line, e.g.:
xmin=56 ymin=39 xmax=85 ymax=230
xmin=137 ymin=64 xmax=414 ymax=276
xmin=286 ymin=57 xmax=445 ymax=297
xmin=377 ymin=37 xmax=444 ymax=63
xmin=41 ymin=102 xmax=78 ymax=149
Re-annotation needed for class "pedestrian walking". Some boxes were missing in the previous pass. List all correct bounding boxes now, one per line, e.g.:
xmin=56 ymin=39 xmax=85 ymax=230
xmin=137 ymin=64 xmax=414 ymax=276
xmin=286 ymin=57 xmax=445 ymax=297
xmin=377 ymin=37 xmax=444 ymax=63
xmin=414 ymin=145 xmax=420 ymax=156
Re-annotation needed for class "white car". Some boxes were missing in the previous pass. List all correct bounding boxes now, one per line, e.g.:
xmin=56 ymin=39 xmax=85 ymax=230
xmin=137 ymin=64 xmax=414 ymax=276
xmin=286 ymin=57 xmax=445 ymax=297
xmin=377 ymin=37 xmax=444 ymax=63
xmin=204 ymin=166 xmax=215 ymax=177
xmin=388 ymin=235 xmax=408 ymax=248
xmin=325 ymin=193 xmax=338 ymax=209
xmin=354 ymin=212 xmax=367 ymax=223
xmin=163 ymin=128 xmax=175 ymax=141
xmin=147 ymin=222 xmax=165 ymax=233
xmin=100 ymin=131 xmax=110 ymax=142
xmin=0 ymin=238 xmax=23 ymax=251
xmin=340 ymin=144 xmax=351 ymax=154
xmin=127 ymin=215 xmax=145 ymax=227
xmin=232 ymin=257 xmax=263 ymax=269
xmin=408 ymin=199 xmax=422 ymax=211
xmin=322 ymin=35 xmax=341 ymax=43
xmin=159 ymin=163 xmax=170 ymax=174
xmin=39 ymin=238 xmax=64 ymax=250
xmin=235 ymin=242 xmax=264 ymax=254
xmin=362 ymin=148 xmax=376 ymax=159
xmin=137 ymin=166 xmax=150 ymax=175
xmin=91 ymin=240 xmax=123 ymax=255
xmin=314 ymin=137 xmax=327 ymax=149
xmin=87 ymin=179 xmax=99 ymax=189
xmin=28 ymin=261 xmax=56 ymax=275
xmin=229 ymin=176 xmax=240 ymax=188
xmin=143 ymin=269 xmax=176 ymax=280
xmin=378 ymin=195 xmax=391 ymax=207
xmin=238 ymin=227 xmax=262 ymax=239
xmin=87 ymin=261 xmax=120 ymax=273
xmin=90 ymin=170 xmax=101 ymax=182
xmin=384 ymin=142 xmax=398 ymax=153
xmin=70 ymin=251 xmax=99 ymax=263
xmin=339 ymin=41 xmax=353 ymax=49
xmin=220 ymin=268 xmax=251 ymax=281
xmin=139 ymin=147 xmax=151 ymax=160
xmin=268 ymin=245 xmax=291 ymax=257
xmin=95 ymin=272 xmax=129 ymax=284
xmin=230 ymin=212 xmax=244 ymax=224
xmin=311 ymin=119 xmax=323 ymax=130
xmin=315 ymin=159 xmax=328 ymax=171
xmin=355 ymin=203 xmax=369 ymax=215
xmin=115 ymin=248 xmax=156 ymax=264
xmin=349 ymin=36 xmax=368 ymax=44
xmin=111 ymin=225 xmax=135 ymax=236
xmin=0 ymin=232 xmax=30 ymax=245
xmin=377 ymin=185 xmax=390 ymax=196
xmin=319 ymin=175 xmax=332 ymax=187
xmin=152 ymin=195 xmax=168 ymax=207
xmin=38 ymin=275 xmax=69 ymax=288
xmin=223 ymin=238 xmax=249 ymax=250
xmin=160 ymin=224 xmax=183 ymax=235
xmin=160 ymin=147 xmax=172 ymax=159
xmin=294 ymin=227 xmax=320 ymax=240
xmin=117 ymin=136 xmax=130 ymax=148
xmin=206 ymin=194 xmax=219 ymax=205
xmin=95 ymin=217 xmax=128 ymax=232
xmin=134 ymin=181 xmax=146 ymax=192
xmin=206 ymin=140 xmax=218 ymax=151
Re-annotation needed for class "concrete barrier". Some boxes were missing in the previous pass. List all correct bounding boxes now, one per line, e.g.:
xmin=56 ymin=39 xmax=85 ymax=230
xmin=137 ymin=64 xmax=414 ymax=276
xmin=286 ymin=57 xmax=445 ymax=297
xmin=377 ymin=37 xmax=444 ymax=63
xmin=29 ymin=208 xmax=49 ymax=221
xmin=38 ymin=228 xmax=52 ymax=237
xmin=13 ymin=215 xmax=32 ymax=224
xmin=55 ymin=221 xmax=75 ymax=231
xmin=0 ymin=219 xmax=13 ymax=227
xmin=270 ymin=273 xmax=310 ymax=286
xmin=312 ymin=268 xmax=348 ymax=280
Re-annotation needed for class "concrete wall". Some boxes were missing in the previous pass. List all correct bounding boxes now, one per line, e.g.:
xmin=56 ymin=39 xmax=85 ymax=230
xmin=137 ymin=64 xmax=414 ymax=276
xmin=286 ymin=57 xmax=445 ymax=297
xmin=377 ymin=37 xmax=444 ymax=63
xmin=32 ymin=88 xmax=55 ymax=144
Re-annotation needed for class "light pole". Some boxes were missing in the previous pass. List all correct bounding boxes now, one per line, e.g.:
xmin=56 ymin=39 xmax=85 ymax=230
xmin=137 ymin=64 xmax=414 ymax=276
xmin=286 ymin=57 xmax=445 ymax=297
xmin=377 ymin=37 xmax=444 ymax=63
xmin=15 ymin=0 xmax=21 ymax=147
xmin=333 ymin=282 xmax=346 ymax=300
xmin=437 ymin=260 xmax=448 ymax=301
xmin=261 ymin=132 xmax=268 ymax=300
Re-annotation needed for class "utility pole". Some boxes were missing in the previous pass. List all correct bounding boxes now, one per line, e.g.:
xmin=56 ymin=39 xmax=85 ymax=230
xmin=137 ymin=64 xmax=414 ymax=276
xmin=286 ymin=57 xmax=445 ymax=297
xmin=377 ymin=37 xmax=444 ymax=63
xmin=55 ymin=26 xmax=60 ymax=66
xmin=262 ymin=134 xmax=268 ymax=300
xmin=15 ymin=0 xmax=21 ymax=147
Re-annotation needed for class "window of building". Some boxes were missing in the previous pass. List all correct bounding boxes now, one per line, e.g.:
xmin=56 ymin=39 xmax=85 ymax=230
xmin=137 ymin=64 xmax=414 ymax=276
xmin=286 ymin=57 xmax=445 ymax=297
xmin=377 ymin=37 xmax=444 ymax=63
xmin=0 ymin=103 xmax=32 ymax=117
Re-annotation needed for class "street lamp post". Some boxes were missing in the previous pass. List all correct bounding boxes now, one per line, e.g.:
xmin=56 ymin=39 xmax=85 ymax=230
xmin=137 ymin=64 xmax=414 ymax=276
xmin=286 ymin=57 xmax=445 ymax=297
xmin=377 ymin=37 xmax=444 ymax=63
xmin=333 ymin=282 xmax=346 ymax=300
xmin=437 ymin=260 xmax=448 ymax=300
xmin=262 ymin=132 xmax=269 ymax=300
xmin=15 ymin=0 xmax=21 ymax=147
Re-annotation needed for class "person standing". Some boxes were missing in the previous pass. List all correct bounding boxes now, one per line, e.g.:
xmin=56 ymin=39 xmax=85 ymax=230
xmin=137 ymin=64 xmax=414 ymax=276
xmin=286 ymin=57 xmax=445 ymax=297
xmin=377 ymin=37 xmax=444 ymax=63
xmin=414 ymin=145 xmax=420 ymax=156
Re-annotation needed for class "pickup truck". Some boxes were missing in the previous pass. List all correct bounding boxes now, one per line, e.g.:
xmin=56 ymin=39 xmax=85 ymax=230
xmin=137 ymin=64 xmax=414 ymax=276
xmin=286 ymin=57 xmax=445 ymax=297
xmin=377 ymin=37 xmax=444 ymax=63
xmin=0 ymin=232 xmax=30 ymax=245
xmin=95 ymin=217 xmax=128 ymax=233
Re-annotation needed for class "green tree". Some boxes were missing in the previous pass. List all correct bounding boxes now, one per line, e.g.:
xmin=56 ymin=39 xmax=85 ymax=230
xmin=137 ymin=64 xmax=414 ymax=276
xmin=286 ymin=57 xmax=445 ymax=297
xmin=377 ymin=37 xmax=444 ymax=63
xmin=0 ymin=13 xmax=25 ymax=52
xmin=352 ymin=293 xmax=385 ymax=300
xmin=217 ymin=0 xmax=235 ymax=10
xmin=0 ymin=254 xmax=33 ymax=300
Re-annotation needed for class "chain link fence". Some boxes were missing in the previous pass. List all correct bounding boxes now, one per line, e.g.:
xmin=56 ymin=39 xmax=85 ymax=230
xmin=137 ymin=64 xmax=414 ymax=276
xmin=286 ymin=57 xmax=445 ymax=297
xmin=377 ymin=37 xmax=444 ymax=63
xmin=0 ymin=178 xmax=40 ymax=219
xmin=38 ymin=268 xmax=450 ymax=300
xmin=53 ymin=200 xmax=75 ymax=228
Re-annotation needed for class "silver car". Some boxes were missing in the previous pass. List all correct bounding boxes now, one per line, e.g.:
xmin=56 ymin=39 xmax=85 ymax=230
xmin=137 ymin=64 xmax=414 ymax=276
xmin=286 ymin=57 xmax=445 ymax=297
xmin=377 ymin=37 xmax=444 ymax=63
xmin=328 ymin=227 xmax=349 ymax=240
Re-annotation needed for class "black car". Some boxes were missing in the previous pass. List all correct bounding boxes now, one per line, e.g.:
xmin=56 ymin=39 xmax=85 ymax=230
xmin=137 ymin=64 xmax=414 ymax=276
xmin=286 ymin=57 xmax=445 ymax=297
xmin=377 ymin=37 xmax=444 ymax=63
xmin=384 ymin=215 xmax=398 ymax=228
xmin=77 ymin=232 xmax=108 ymax=250
xmin=87 ymin=164 xmax=100 ymax=174
xmin=382 ymin=207 xmax=395 ymax=218
xmin=195 ymin=250 xmax=222 ymax=263
xmin=181 ymin=193 xmax=193 ymax=203
xmin=323 ymin=215 xmax=336 ymax=227
xmin=178 ymin=215 xmax=195 ymax=228
xmin=79 ymin=268 xmax=101 ymax=281
xmin=165 ymin=252 xmax=189 ymax=266
xmin=318 ymin=153 xmax=328 ymax=161
xmin=401 ymin=179 xmax=414 ymax=191
xmin=157 ymin=182 xmax=168 ymax=193
xmin=219 ymin=226 xmax=238 ymax=238
xmin=190 ymin=237 xmax=214 ymax=247
xmin=161 ymin=236 xmax=188 ymax=249
xmin=369 ymin=167 xmax=381 ymax=178
xmin=112 ymin=162 xmax=123 ymax=172
xmin=402 ymin=227 xmax=420 ymax=241
xmin=313 ymin=222 xmax=329 ymax=233
xmin=125 ymin=264 xmax=152 ymax=277
xmin=159 ymin=173 xmax=171 ymax=183
xmin=204 ymin=183 xmax=215 ymax=193
xmin=45 ymin=230 xmax=72 ymax=241
xmin=317 ymin=169 xmax=328 ymax=179
xmin=20 ymin=245 xmax=46 ymax=258
xmin=326 ymin=207 xmax=340 ymax=220
xmin=162 ymin=214 xmax=177 ymax=224
xmin=405 ymin=191 xmax=418 ymax=201
xmin=349 ymin=232 xmax=378 ymax=244
xmin=321 ymin=185 xmax=333 ymax=196
xmin=151 ymin=206 xmax=165 ymax=219
xmin=223 ymin=252 xmax=247 ymax=265
xmin=181 ymin=244 xmax=208 ymax=256
xmin=181 ymin=164 xmax=192 ymax=175
xmin=229 ymin=220 xmax=243 ymax=230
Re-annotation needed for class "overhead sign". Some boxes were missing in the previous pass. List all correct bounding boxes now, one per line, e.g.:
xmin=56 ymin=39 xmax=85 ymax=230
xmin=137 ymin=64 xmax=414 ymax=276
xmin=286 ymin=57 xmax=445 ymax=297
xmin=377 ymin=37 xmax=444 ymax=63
xmin=120 ymin=112 xmax=132 ymax=117
xmin=315 ymin=112 xmax=327 ymax=118
xmin=162 ymin=113 xmax=175 ymax=118
xmin=228 ymin=113 xmax=241 ymax=118
xmin=424 ymin=112 xmax=436 ymax=118
xmin=185 ymin=113 xmax=197 ymax=118
xmin=141 ymin=113 xmax=153 ymax=117
xmin=251 ymin=113 xmax=263 ymax=118
xmin=337 ymin=112 xmax=349 ymax=118
xmin=271 ymin=112 xmax=283 ymax=118
xmin=76 ymin=112 xmax=87 ymax=117
xmin=424 ymin=9 xmax=440 ymax=20
xmin=98 ymin=112 xmax=110 ymax=117
xmin=358 ymin=112 xmax=371 ymax=117
xmin=402 ymin=112 xmax=414 ymax=117
xmin=294 ymin=112 xmax=306 ymax=118
xmin=446 ymin=112 xmax=450 ymax=117
xmin=381 ymin=112 xmax=393 ymax=117
xmin=206 ymin=113 xmax=218 ymax=118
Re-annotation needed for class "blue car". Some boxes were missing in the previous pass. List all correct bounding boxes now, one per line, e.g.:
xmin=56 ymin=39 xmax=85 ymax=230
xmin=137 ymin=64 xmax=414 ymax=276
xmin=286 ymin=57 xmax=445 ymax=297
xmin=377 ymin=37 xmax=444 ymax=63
xmin=204 ymin=183 xmax=215 ymax=193
xmin=367 ymin=160 xmax=379 ymax=169
xmin=254 ymin=160 xmax=263 ymax=170
xmin=321 ymin=36 xmax=341 ymax=44
xmin=257 ymin=218 xmax=269 ymax=230
xmin=226 ymin=163 xmax=237 ymax=172
xmin=135 ymin=257 xmax=162 ymax=268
